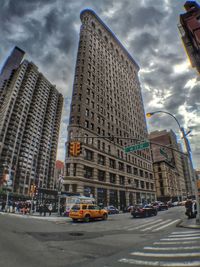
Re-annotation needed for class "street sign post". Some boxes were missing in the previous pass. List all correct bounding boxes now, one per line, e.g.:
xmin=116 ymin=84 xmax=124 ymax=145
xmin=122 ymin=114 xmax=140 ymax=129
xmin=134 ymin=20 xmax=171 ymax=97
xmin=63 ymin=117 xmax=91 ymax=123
xmin=124 ymin=141 xmax=149 ymax=153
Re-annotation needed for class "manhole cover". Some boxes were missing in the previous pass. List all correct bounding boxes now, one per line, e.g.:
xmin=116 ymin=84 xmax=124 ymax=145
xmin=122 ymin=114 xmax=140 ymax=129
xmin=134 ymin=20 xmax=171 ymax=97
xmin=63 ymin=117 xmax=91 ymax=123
xmin=69 ymin=232 xmax=84 ymax=236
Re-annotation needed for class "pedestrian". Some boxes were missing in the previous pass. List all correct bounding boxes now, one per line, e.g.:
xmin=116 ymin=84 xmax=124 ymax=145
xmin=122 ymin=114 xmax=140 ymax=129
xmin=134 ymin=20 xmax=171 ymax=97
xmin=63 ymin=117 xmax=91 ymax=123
xmin=48 ymin=203 xmax=53 ymax=216
xmin=59 ymin=204 xmax=64 ymax=216
xmin=185 ymin=198 xmax=193 ymax=219
xmin=39 ymin=203 xmax=43 ymax=216
xmin=43 ymin=203 xmax=47 ymax=216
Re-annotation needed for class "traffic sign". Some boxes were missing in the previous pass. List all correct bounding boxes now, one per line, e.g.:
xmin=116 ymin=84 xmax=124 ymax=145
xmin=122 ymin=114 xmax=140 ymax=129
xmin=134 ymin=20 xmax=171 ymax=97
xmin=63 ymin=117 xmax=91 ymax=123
xmin=124 ymin=141 xmax=149 ymax=153
xmin=160 ymin=148 xmax=169 ymax=159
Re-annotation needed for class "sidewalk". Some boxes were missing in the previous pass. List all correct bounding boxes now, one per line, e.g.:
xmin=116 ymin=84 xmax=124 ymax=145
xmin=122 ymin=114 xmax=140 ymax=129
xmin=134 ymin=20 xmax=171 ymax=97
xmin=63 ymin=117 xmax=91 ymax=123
xmin=178 ymin=217 xmax=200 ymax=229
xmin=0 ymin=211 xmax=71 ymax=221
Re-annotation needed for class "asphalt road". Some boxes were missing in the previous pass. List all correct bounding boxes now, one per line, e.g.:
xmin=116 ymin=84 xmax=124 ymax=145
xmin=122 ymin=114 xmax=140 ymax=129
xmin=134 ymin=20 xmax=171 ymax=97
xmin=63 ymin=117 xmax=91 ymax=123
xmin=1 ymin=206 xmax=200 ymax=267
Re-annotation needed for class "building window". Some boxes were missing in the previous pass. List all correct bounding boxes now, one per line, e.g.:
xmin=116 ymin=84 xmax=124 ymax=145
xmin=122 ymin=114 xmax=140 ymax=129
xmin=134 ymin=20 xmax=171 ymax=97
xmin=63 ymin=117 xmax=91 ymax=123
xmin=98 ymin=154 xmax=105 ymax=165
xmin=73 ymin=163 xmax=77 ymax=176
xmin=84 ymin=166 xmax=93 ymax=179
xmin=118 ymin=162 xmax=124 ymax=171
xmin=119 ymin=175 xmax=125 ymax=185
xmin=127 ymin=165 xmax=132 ymax=173
xmin=98 ymin=170 xmax=106 ymax=181
xmin=133 ymin=167 xmax=138 ymax=175
xmin=85 ymin=120 xmax=89 ymax=128
xmin=140 ymin=170 xmax=144 ymax=177
xmin=146 ymin=182 xmax=149 ymax=189
xmin=97 ymin=140 xmax=100 ymax=149
xmin=109 ymin=158 xmax=115 ymax=169
xmin=66 ymin=163 xmax=70 ymax=176
xmin=85 ymin=149 xmax=93 ymax=161
xmin=140 ymin=181 xmax=145 ymax=189
xmin=85 ymin=109 xmax=89 ymax=116
xmin=109 ymin=173 xmax=116 ymax=184
xmin=102 ymin=142 xmax=105 ymax=151
xmin=134 ymin=179 xmax=139 ymax=188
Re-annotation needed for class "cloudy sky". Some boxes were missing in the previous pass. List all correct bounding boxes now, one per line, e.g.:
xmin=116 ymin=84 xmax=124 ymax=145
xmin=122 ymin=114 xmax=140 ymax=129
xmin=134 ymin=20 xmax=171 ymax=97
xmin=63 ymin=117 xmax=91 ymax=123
xmin=1 ymin=0 xmax=200 ymax=168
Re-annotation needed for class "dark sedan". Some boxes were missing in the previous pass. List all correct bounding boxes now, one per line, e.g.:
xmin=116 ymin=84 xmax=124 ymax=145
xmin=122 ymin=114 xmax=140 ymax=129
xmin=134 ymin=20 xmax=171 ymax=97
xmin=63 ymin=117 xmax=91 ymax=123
xmin=104 ymin=206 xmax=119 ymax=214
xmin=131 ymin=204 xmax=157 ymax=218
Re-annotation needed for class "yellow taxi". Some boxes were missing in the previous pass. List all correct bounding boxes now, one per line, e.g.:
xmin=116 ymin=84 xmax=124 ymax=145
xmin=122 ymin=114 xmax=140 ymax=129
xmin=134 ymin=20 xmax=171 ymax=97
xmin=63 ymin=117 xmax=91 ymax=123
xmin=69 ymin=203 xmax=108 ymax=222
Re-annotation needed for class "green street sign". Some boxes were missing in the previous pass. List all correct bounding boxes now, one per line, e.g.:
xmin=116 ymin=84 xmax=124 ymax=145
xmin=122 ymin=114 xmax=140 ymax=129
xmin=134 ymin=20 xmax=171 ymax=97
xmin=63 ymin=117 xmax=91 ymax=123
xmin=124 ymin=141 xmax=150 ymax=153
xmin=160 ymin=148 xmax=168 ymax=159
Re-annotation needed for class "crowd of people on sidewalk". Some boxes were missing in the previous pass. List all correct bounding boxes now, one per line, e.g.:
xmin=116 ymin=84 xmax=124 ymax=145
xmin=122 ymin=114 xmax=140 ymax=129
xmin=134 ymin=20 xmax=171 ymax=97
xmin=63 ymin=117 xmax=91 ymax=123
xmin=0 ymin=200 xmax=55 ymax=216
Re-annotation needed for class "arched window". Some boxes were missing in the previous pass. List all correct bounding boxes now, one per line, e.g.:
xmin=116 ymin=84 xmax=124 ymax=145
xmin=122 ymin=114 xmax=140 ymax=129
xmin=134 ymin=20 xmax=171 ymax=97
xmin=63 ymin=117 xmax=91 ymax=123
xmin=91 ymin=21 xmax=96 ymax=29
xmin=98 ymin=29 xmax=102 ymax=35
xmin=104 ymin=36 xmax=108 ymax=42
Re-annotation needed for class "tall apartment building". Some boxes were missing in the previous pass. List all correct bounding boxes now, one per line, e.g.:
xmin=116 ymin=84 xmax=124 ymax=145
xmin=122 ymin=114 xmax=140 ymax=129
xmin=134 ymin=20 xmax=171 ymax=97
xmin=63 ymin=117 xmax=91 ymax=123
xmin=64 ymin=9 xmax=156 ymax=208
xmin=179 ymin=1 xmax=200 ymax=73
xmin=0 ymin=48 xmax=63 ymax=195
xmin=149 ymin=130 xmax=187 ymax=202
xmin=0 ymin=47 xmax=25 ymax=107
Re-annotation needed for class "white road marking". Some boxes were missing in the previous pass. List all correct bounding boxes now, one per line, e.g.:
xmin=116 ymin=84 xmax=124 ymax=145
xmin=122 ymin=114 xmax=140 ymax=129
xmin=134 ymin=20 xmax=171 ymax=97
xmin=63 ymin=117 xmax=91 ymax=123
xmin=141 ymin=219 xmax=171 ymax=231
xmin=119 ymin=258 xmax=200 ymax=266
xmin=161 ymin=236 xmax=200 ymax=241
xmin=130 ymin=251 xmax=200 ymax=257
xmin=172 ymin=230 xmax=200 ymax=234
xmin=144 ymin=246 xmax=200 ymax=251
xmin=168 ymin=233 xmax=200 ymax=238
xmin=152 ymin=220 xmax=180 ymax=232
xmin=127 ymin=219 xmax=163 ymax=230
xmin=154 ymin=241 xmax=199 ymax=245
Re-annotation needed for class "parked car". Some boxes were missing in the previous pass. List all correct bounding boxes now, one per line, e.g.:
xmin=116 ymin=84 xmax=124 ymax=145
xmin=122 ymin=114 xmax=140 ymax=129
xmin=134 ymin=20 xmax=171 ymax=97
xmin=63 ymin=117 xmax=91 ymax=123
xmin=104 ymin=206 xmax=119 ymax=214
xmin=131 ymin=204 xmax=157 ymax=218
xmin=152 ymin=202 xmax=168 ymax=211
xmin=69 ymin=203 xmax=108 ymax=222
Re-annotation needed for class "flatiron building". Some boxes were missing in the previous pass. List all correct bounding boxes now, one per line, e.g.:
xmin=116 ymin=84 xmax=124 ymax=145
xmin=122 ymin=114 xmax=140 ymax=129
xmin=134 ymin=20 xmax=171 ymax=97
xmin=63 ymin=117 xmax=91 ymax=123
xmin=64 ymin=9 xmax=156 ymax=208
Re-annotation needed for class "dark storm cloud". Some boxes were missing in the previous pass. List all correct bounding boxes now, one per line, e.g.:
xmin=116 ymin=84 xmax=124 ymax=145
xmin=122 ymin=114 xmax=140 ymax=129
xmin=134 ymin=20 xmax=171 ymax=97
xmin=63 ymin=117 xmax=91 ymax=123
xmin=187 ymin=85 xmax=200 ymax=106
xmin=130 ymin=32 xmax=159 ymax=55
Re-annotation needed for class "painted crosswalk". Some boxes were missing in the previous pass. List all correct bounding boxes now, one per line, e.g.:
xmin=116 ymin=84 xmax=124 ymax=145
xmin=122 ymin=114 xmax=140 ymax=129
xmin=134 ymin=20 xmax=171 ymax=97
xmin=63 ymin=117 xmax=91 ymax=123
xmin=125 ymin=218 xmax=181 ymax=232
xmin=118 ymin=229 xmax=200 ymax=266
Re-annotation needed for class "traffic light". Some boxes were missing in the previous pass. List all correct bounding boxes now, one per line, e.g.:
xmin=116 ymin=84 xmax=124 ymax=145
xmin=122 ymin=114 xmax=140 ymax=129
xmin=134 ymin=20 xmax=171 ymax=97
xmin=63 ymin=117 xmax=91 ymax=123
xmin=69 ymin=142 xmax=75 ymax=156
xmin=30 ymin=184 xmax=38 ymax=196
xmin=75 ymin=142 xmax=81 ymax=156
xmin=69 ymin=142 xmax=82 ymax=157
xmin=30 ymin=184 xmax=35 ymax=196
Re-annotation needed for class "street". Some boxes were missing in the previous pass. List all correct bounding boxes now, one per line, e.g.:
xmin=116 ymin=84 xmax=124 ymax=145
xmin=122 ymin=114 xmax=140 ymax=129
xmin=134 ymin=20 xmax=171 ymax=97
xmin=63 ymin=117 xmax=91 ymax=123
xmin=1 ymin=206 xmax=200 ymax=267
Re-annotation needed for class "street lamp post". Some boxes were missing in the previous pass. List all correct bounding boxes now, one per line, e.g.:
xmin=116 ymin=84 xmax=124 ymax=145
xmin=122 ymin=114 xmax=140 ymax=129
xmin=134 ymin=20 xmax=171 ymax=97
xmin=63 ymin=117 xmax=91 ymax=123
xmin=146 ymin=110 xmax=200 ymax=224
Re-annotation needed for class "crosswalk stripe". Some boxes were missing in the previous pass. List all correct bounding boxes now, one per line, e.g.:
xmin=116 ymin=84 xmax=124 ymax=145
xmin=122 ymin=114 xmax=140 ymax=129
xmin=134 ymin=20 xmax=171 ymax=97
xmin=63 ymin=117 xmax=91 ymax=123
xmin=152 ymin=220 xmax=180 ymax=232
xmin=161 ymin=236 xmax=200 ymax=241
xmin=127 ymin=219 xmax=163 ymax=230
xmin=119 ymin=258 xmax=200 ymax=266
xmin=130 ymin=251 xmax=200 ymax=257
xmin=144 ymin=246 xmax=200 ymax=251
xmin=141 ymin=219 xmax=171 ymax=231
xmin=168 ymin=233 xmax=200 ymax=237
xmin=172 ymin=230 xmax=200 ymax=234
xmin=154 ymin=241 xmax=199 ymax=245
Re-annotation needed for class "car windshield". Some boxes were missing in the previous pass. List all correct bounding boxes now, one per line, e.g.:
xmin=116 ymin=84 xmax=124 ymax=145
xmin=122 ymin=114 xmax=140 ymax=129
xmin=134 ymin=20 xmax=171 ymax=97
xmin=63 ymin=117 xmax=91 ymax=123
xmin=71 ymin=205 xmax=80 ymax=210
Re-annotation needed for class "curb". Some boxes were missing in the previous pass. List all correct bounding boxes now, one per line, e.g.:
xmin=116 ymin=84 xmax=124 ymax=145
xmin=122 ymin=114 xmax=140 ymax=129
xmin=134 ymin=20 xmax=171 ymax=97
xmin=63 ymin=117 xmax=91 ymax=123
xmin=176 ymin=219 xmax=200 ymax=229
